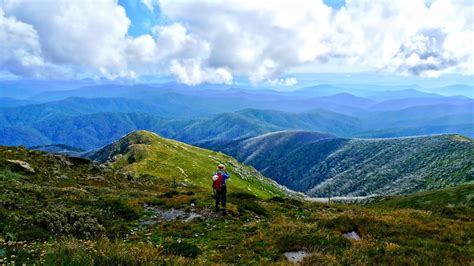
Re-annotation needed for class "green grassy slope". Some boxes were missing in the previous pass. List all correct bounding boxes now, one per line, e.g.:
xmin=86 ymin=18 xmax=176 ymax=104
xmin=373 ymin=182 xmax=474 ymax=220
xmin=0 ymin=143 xmax=473 ymax=264
xmin=86 ymin=130 xmax=287 ymax=199
xmin=209 ymin=131 xmax=474 ymax=196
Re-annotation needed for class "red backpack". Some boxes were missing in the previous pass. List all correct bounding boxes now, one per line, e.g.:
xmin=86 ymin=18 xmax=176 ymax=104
xmin=212 ymin=173 xmax=223 ymax=190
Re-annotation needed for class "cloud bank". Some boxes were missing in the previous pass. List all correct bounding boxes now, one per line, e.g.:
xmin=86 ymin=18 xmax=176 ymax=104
xmin=0 ymin=0 xmax=472 ymax=84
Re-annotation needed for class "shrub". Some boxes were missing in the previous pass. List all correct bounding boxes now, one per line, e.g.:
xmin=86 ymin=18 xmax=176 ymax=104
xmin=34 ymin=207 xmax=106 ymax=239
xmin=318 ymin=215 xmax=357 ymax=232
xmin=163 ymin=190 xmax=179 ymax=198
xmin=163 ymin=241 xmax=201 ymax=259
xmin=237 ymin=200 xmax=267 ymax=217
xmin=102 ymin=198 xmax=142 ymax=221
xmin=229 ymin=192 xmax=258 ymax=201
xmin=268 ymin=196 xmax=285 ymax=202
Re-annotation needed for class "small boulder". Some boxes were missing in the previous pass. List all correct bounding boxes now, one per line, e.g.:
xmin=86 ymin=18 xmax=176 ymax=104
xmin=343 ymin=231 xmax=361 ymax=241
xmin=284 ymin=251 xmax=309 ymax=263
xmin=6 ymin=160 xmax=35 ymax=173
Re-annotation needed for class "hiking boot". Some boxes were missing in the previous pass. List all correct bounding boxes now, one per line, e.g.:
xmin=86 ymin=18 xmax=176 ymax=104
xmin=214 ymin=207 xmax=219 ymax=212
xmin=222 ymin=209 xmax=228 ymax=216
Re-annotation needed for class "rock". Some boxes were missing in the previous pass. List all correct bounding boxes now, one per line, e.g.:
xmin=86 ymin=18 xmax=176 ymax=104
xmin=56 ymin=155 xmax=72 ymax=166
xmin=343 ymin=231 xmax=361 ymax=241
xmin=184 ymin=213 xmax=202 ymax=223
xmin=88 ymin=162 xmax=100 ymax=171
xmin=6 ymin=160 xmax=35 ymax=173
xmin=162 ymin=208 xmax=187 ymax=221
xmin=57 ymin=175 xmax=69 ymax=180
xmin=284 ymin=251 xmax=309 ymax=263
xmin=87 ymin=175 xmax=106 ymax=182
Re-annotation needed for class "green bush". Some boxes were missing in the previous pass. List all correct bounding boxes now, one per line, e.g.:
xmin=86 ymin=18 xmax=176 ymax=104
xmin=268 ymin=196 xmax=285 ymax=202
xmin=163 ymin=190 xmax=179 ymax=198
xmin=102 ymin=198 xmax=141 ymax=221
xmin=164 ymin=241 xmax=201 ymax=259
xmin=34 ymin=207 xmax=106 ymax=239
xmin=318 ymin=215 xmax=358 ymax=232
xmin=229 ymin=192 xmax=258 ymax=201
xmin=237 ymin=200 xmax=267 ymax=216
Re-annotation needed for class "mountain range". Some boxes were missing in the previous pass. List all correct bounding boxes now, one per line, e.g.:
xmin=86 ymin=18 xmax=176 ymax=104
xmin=202 ymin=131 xmax=474 ymax=196
xmin=1 ymin=102 xmax=472 ymax=150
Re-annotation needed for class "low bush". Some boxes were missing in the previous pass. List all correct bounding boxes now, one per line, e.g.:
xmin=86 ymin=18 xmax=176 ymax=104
xmin=268 ymin=196 xmax=285 ymax=202
xmin=163 ymin=190 xmax=179 ymax=198
xmin=229 ymin=192 xmax=258 ymax=201
xmin=34 ymin=207 xmax=106 ymax=239
xmin=163 ymin=241 xmax=201 ymax=259
xmin=237 ymin=200 xmax=267 ymax=217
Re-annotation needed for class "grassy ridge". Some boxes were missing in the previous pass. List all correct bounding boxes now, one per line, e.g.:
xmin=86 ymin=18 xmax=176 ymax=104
xmin=87 ymin=130 xmax=287 ymax=199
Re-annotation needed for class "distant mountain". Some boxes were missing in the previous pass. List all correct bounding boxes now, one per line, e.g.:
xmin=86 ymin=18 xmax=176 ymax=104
xmin=0 ymin=126 xmax=50 ymax=147
xmin=0 ymin=112 xmax=165 ymax=149
xmin=0 ymin=98 xmax=37 ymax=107
xmin=178 ymin=108 xmax=361 ymax=144
xmin=431 ymin=85 xmax=474 ymax=98
xmin=207 ymin=131 xmax=474 ymax=196
xmin=361 ymin=89 xmax=444 ymax=101
xmin=0 ymin=79 xmax=100 ymax=99
xmin=357 ymin=123 xmax=474 ymax=138
xmin=369 ymin=96 xmax=473 ymax=111
xmin=29 ymin=144 xmax=85 ymax=156
xmin=2 ymin=102 xmax=473 ymax=150
xmin=0 ymin=108 xmax=362 ymax=149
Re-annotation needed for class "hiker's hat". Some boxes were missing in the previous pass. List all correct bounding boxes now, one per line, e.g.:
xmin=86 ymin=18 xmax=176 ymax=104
xmin=218 ymin=164 xmax=225 ymax=169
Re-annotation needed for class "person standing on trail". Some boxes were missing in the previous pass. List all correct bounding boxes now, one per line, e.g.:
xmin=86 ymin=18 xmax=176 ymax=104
xmin=212 ymin=164 xmax=230 ymax=215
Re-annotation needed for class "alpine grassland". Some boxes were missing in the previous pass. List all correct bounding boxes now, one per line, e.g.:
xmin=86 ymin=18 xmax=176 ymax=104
xmin=0 ymin=131 xmax=472 ymax=265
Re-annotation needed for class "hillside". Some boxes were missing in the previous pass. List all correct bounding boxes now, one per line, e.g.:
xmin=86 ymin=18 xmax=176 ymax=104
xmin=1 ymin=139 xmax=473 ymax=264
xmin=373 ymin=183 xmax=474 ymax=220
xmin=206 ymin=131 xmax=474 ymax=197
xmin=85 ymin=130 xmax=287 ymax=198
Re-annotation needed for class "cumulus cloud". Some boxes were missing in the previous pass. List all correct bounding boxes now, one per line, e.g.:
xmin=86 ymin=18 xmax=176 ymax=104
xmin=0 ymin=9 xmax=64 ymax=78
xmin=156 ymin=0 xmax=473 ymax=82
xmin=0 ymin=0 xmax=472 ymax=84
xmin=1 ymin=0 xmax=143 ymax=79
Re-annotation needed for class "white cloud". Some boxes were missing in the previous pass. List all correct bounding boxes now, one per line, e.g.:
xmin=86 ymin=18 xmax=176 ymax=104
xmin=0 ymin=0 xmax=472 ymax=84
xmin=0 ymin=9 xmax=65 ymax=78
xmin=170 ymin=59 xmax=233 ymax=85
xmin=1 ymin=0 xmax=142 ymax=79
xmin=268 ymin=77 xmax=298 ymax=87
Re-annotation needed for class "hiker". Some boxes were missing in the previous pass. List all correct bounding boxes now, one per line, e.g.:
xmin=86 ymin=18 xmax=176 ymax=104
xmin=212 ymin=164 xmax=230 ymax=215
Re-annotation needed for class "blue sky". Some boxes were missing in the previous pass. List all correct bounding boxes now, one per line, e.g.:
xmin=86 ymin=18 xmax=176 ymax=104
xmin=118 ymin=0 xmax=162 ymax=37
xmin=1 ymin=0 xmax=472 ymax=86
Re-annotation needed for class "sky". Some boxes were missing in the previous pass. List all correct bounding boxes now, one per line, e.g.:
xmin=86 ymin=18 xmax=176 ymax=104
xmin=0 ymin=0 xmax=473 ymax=86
